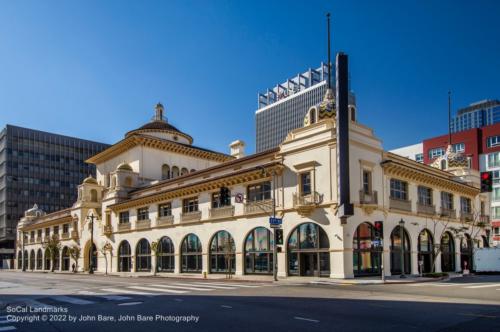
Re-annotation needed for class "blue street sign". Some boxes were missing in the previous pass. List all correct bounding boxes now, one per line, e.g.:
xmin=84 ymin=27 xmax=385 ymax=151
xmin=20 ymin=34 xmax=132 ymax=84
xmin=269 ymin=217 xmax=282 ymax=225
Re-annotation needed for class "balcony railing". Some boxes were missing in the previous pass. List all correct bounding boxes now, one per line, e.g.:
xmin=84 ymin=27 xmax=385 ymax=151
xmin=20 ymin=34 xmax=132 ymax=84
xmin=181 ymin=211 xmax=202 ymax=223
xmin=157 ymin=215 xmax=174 ymax=226
xmin=244 ymin=199 xmax=273 ymax=214
xmin=117 ymin=222 xmax=131 ymax=232
xmin=293 ymin=192 xmax=323 ymax=207
xmin=102 ymin=225 xmax=112 ymax=236
xmin=53 ymin=234 xmax=60 ymax=241
xmin=480 ymin=214 xmax=490 ymax=224
xmin=71 ymin=230 xmax=79 ymax=240
xmin=440 ymin=208 xmax=456 ymax=219
xmin=135 ymin=219 xmax=151 ymax=229
xmin=417 ymin=202 xmax=436 ymax=216
xmin=29 ymin=238 xmax=35 ymax=244
xmin=460 ymin=212 xmax=474 ymax=222
xmin=389 ymin=198 xmax=412 ymax=212
xmin=209 ymin=206 xmax=235 ymax=219
xmin=61 ymin=232 xmax=70 ymax=240
xmin=359 ymin=190 xmax=378 ymax=205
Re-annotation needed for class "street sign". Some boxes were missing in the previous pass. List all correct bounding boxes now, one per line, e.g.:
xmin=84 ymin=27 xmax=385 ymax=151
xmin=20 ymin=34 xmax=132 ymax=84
xmin=269 ymin=217 xmax=282 ymax=228
xmin=235 ymin=193 xmax=244 ymax=203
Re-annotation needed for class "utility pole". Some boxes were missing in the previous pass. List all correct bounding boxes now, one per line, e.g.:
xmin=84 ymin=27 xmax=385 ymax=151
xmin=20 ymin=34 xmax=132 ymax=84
xmin=87 ymin=213 xmax=95 ymax=274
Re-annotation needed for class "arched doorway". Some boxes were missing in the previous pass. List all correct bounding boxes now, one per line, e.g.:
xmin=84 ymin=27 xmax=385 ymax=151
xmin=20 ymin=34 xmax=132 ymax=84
xmin=36 ymin=249 xmax=43 ymax=270
xmin=353 ymin=222 xmax=381 ymax=276
xmin=441 ymin=232 xmax=455 ymax=272
xmin=157 ymin=236 xmax=174 ymax=272
xmin=23 ymin=250 xmax=28 ymax=270
xmin=245 ymin=227 xmax=273 ymax=274
xmin=481 ymin=235 xmax=489 ymax=248
xmin=390 ymin=226 xmax=411 ymax=275
xmin=53 ymin=248 xmax=60 ymax=271
xmin=135 ymin=239 xmax=151 ymax=272
xmin=181 ymin=233 xmax=202 ymax=273
xmin=29 ymin=249 xmax=35 ymax=270
xmin=418 ymin=229 xmax=434 ymax=274
xmin=118 ymin=241 xmax=131 ymax=272
xmin=84 ymin=242 xmax=98 ymax=271
xmin=209 ymin=231 xmax=235 ymax=274
xmin=44 ymin=248 xmax=51 ymax=270
xmin=287 ymin=223 xmax=330 ymax=277
xmin=17 ymin=251 xmax=22 ymax=270
xmin=460 ymin=234 xmax=473 ymax=271
xmin=62 ymin=247 xmax=70 ymax=271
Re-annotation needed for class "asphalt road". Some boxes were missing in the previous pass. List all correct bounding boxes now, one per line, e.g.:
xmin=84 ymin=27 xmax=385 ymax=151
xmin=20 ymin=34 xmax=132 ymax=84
xmin=1 ymin=271 xmax=499 ymax=332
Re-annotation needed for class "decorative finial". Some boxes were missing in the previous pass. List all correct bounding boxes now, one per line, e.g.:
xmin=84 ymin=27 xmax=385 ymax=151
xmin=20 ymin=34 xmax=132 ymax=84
xmin=154 ymin=102 xmax=164 ymax=121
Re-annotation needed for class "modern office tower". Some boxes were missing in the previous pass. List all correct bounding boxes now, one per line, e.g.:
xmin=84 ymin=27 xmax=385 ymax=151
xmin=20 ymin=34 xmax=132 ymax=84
xmin=255 ymin=63 xmax=356 ymax=152
xmin=0 ymin=125 xmax=109 ymax=264
xmin=450 ymin=99 xmax=500 ymax=133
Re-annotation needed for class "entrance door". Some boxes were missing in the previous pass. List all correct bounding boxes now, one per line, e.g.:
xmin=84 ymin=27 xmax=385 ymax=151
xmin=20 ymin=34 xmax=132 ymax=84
xmin=301 ymin=253 xmax=318 ymax=277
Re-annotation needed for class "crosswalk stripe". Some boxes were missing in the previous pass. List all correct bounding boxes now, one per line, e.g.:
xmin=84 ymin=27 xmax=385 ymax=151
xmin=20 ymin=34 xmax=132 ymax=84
xmin=0 ymin=327 xmax=16 ymax=331
xmin=149 ymin=284 xmax=213 ymax=291
xmin=463 ymin=283 xmax=500 ymax=289
xmin=101 ymin=288 xmax=156 ymax=296
xmin=203 ymin=282 xmax=261 ymax=288
xmin=180 ymin=282 xmax=236 ymax=290
xmin=0 ymin=321 xmax=10 ymax=325
xmin=52 ymin=296 xmax=95 ymax=305
xmin=408 ymin=283 xmax=456 ymax=287
xmin=77 ymin=291 xmax=131 ymax=301
xmin=23 ymin=299 xmax=56 ymax=310
xmin=128 ymin=286 xmax=187 ymax=294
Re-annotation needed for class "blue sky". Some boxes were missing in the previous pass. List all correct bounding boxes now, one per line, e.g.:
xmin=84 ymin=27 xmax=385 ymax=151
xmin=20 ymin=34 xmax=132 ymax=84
xmin=0 ymin=0 xmax=499 ymax=153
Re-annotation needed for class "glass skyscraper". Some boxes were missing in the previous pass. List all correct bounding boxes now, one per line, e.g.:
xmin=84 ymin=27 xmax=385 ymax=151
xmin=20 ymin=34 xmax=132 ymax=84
xmin=0 ymin=125 xmax=109 ymax=264
xmin=450 ymin=99 xmax=500 ymax=133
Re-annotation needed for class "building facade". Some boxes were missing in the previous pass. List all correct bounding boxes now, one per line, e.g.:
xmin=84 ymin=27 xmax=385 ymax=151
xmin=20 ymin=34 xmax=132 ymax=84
xmin=255 ymin=64 xmax=356 ymax=152
xmin=0 ymin=125 xmax=109 ymax=266
xmin=451 ymin=99 xmax=500 ymax=133
xmin=15 ymin=101 xmax=490 ymax=278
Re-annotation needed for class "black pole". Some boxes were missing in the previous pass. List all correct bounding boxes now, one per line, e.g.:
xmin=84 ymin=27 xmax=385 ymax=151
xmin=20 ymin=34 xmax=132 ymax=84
xmin=21 ymin=231 xmax=26 ymax=272
xmin=89 ymin=214 xmax=94 ymax=274
xmin=327 ymin=13 xmax=331 ymax=90
xmin=448 ymin=91 xmax=452 ymax=146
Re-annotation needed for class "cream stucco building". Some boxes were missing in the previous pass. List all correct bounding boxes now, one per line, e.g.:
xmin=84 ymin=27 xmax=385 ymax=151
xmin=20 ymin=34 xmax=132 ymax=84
xmin=15 ymin=97 xmax=491 ymax=279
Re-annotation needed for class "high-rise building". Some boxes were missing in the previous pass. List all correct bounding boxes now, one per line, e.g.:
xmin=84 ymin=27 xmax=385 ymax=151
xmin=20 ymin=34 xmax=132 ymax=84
xmin=451 ymin=99 xmax=500 ymax=133
xmin=0 ymin=125 xmax=109 ymax=265
xmin=255 ymin=63 xmax=356 ymax=152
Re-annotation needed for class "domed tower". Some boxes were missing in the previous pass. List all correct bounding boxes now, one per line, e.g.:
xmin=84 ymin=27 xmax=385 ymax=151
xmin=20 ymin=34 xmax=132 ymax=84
xmin=125 ymin=102 xmax=193 ymax=145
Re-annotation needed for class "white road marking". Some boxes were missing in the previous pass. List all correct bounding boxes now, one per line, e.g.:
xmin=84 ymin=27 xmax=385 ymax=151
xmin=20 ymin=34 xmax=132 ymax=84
xmin=294 ymin=316 xmax=320 ymax=323
xmin=117 ymin=302 xmax=142 ymax=306
xmin=221 ymin=305 xmax=232 ymax=308
xmin=180 ymin=282 xmax=236 ymax=290
xmin=22 ymin=299 xmax=56 ymax=310
xmin=52 ymin=296 xmax=95 ymax=305
xmin=463 ymin=283 xmax=500 ymax=289
xmin=0 ymin=321 xmax=11 ymax=325
xmin=77 ymin=290 xmax=131 ymax=301
xmin=150 ymin=284 xmax=213 ymax=291
xmin=205 ymin=282 xmax=260 ymax=288
xmin=0 ymin=326 xmax=16 ymax=331
xmin=101 ymin=288 xmax=155 ymax=296
xmin=128 ymin=286 xmax=187 ymax=294
xmin=408 ymin=283 xmax=457 ymax=287
xmin=174 ymin=298 xmax=183 ymax=302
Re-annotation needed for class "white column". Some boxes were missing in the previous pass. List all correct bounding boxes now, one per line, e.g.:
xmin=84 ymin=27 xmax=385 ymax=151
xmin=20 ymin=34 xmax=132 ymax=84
xmin=277 ymin=251 xmax=286 ymax=278
xmin=235 ymin=252 xmax=243 ymax=276
xmin=174 ymin=253 xmax=181 ymax=274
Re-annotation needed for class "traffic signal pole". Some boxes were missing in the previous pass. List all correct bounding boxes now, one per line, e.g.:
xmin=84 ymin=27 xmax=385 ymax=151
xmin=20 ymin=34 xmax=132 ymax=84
xmin=272 ymin=171 xmax=278 ymax=282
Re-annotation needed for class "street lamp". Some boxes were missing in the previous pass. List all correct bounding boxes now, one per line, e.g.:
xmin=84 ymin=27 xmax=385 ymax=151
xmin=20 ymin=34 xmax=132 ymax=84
xmin=87 ymin=213 xmax=96 ymax=274
xmin=399 ymin=218 xmax=406 ymax=278
xmin=21 ymin=231 xmax=26 ymax=272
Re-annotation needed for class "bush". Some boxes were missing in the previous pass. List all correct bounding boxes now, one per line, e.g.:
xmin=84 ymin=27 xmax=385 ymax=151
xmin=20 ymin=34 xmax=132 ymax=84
xmin=422 ymin=272 xmax=448 ymax=278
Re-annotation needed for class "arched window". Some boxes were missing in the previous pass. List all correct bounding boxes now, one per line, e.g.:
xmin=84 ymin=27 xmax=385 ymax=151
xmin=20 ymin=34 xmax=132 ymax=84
xmin=29 ymin=249 xmax=35 ymax=270
xmin=111 ymin=176 xmax=117 ymax=188
xmin=161 ymin=164 xmax=171 ymax=180
xmin=309 ymin=108 xmax=317 ymax=124
xmin=287 ymin=223 xmax=330 ymax=277
xmin=135 ymin=239 xmax=151 ymax=272
xmin=350 ymin=106 xmax=356 ymax=122
xmin=460 ymin=234 xmax=473 ymax=271
xmin=53 ymin=248 xmax=60 ymax=271
xmin=62 ymin=247 xmax=70 ymax=271
xmin=36 ymin=248 xmax=43 ymax=270
xmin=181 ymin=167 xmax=189 ymax=176
xmin=441 ymin=232 xmax=455 ymax=272
xmin=44 ymin=248 xmax=51 ymax=270
xmin=17 ymin=251 xmax=22 ymax=269
xmin=118 ymin=241 xmax=131 ymax=272
xmin=440 ymin=159 xmax=447 ymax=170
xmin=190 ymin=169 xmax=196 ymax=173
xmin=90 ymin=189 xmax=98 ymax=202
xmin=157 ymin=236 xmax=175 ymax=272
xmin=87 ymin=243 xmax=97 ymax=271
xmin=181 ymin=234 xmax=202 ymax=273
xmin=23 ymin=250 xmax=28 ymax=270
xmin=210 ymin=231 xmax=235 ymax=274
xmin=418 ymin=229 xmax=434 ymax=274
xmin=172 ymin=166 xmax=179 ymax=178
xmin=390 ymin=225 xmax=411 ymax=275
xmin=353 ymin=222 xmax=381 ymax=276
xmin=245 ymin=227 xmax=273 ymax=274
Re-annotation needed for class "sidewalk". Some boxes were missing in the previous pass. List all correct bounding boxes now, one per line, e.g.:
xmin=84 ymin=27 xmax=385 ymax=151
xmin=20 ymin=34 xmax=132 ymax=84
xmin=305 ymin=273 xmax=463 ymax=285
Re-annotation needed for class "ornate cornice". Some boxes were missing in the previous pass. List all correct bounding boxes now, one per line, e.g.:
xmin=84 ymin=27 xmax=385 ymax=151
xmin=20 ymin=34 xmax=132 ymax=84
xmin=86 ymin=134 xmax=233 ymax=165
xmin=20 ymin=209 xmax=73 ymax=231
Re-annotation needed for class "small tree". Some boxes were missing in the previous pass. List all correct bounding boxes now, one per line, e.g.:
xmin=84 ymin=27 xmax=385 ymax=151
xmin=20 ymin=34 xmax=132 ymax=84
xmin=44 ymin=234 xmax=61 ymax=272
xmin=223 ymin=237 xmax=234 ymax=279
xmin=151 ymin=240 xmax=160 ymax=276
xmin=100 ymin=242 xmax=113 ymax=275
xmin=69 ymin=245 xmax=81 ymax=273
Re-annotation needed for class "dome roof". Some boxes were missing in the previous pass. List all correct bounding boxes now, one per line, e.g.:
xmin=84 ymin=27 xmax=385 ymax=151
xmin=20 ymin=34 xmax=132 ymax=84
xmin=83 ymin=175 xmax=98 ymax=184
xmin=430 ymin=145 xmax=469 ymax=170
xmin=304 ymin=88 xmax=336 ymax=126
xmin=117 ymin=162 xmax=133 ymax=171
